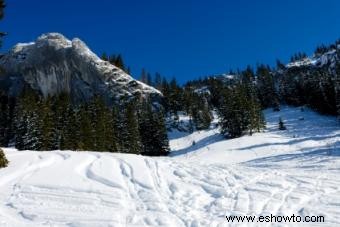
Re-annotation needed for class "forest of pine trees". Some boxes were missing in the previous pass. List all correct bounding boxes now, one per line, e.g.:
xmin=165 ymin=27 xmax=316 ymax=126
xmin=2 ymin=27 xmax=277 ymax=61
xmin=0 ymin=86 xmax=170 ymax=156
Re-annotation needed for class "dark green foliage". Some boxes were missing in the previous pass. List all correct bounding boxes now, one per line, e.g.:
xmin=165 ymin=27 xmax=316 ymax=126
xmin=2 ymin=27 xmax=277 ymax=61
xmin=0 ymin=92 xmax=14 ymax=146
xmin=124 ymin=100 xmax=143 ymax=154
xmin=256 ymin=64 xmax=280 ymax=109
xmin=279 ymin=66 xmax=337 ymax=115
xmin=0 ymin=147 xmax=8 ymax=168
xmin=5 ymin=89 xmax=169 ymax=156
xmin=218 ymin=83 xmax=265 ymax=138
xmin=290 ymin=52 xmax=307 ymax=62
xmin=139 ymin=100 xmax=170 ymax=156
xmin=101 ymin=53 xmax=129 ymax=73
xmin=190 ymin=94 xmax=212 ymax=130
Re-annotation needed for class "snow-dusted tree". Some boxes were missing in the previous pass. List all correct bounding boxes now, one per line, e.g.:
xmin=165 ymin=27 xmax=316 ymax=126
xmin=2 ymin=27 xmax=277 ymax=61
xmin=218 ymin=83 xmax=264 ymax=138
xmin=191 ymin=94 xmax=212 ymax=130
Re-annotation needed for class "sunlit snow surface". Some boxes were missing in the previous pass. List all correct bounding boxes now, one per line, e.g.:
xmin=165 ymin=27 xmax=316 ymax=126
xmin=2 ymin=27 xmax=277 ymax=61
xmin=1 ymin=106 xmax=340 ymax=226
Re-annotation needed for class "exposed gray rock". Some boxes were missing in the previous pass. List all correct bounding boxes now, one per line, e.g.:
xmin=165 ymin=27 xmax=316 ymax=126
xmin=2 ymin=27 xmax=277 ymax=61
xmin=0 ymin=33 xmax=161 ymax=103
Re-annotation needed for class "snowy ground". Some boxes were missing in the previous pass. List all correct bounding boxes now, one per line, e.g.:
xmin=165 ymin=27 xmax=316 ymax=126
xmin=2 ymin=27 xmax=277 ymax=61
xmin=0 ymin=106 xmax=340 ymax=226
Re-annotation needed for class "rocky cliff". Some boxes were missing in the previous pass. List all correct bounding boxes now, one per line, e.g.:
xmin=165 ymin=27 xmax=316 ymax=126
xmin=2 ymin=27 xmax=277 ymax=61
xmin=0 ymin=33 xmax=161 ymax=103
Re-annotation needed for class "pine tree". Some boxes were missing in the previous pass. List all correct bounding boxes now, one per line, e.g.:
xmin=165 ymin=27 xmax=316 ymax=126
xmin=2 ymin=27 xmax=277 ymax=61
xmin=139 ymin=100 xmax=169 ymax=156
xmin=78 ymin=105 xmax=94 ymax=151
xmin=125 ymin=100 xmax=143 ymax=154
xmin=24 ymin=109 xmax=43 ymax=150
xmin=40 ymin=96 xmax=55 ymax=150
xmin=191 ymin=94 xmax=212 ymax=130
xmin=218 ymin=82 xmax=265 ymax=138
xmin=14 ymin=87 xmax=43 ymax=150
xmin=106 ymin=105 xmax=119 ymax=152
xmin=0 ymin=93 xmax=10 ymax=146
xmin=63 ymin=107 xmax=81 ymax=150
xmin=256 ymin=64 xmax=279 ymax=109
xmin=140 ymin=68 xmax=148 ymax=84
xmin=101 ymin=52 xmax=108 ymax=61
xmin=114 ymin=54 xmax=125 ymax=71
xmin=154 ymin=72 xmax=162 ymax=90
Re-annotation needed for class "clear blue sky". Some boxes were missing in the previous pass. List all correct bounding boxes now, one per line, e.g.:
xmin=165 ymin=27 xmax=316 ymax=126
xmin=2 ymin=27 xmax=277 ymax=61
xmin=2 ymin=0 xmax=340 ymax=83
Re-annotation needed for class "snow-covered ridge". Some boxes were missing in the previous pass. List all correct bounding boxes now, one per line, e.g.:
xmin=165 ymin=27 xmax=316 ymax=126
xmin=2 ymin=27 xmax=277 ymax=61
xmin=286 ymin=47 xmax=339 ymax=69
xmin=0 ymin=33 xmax=161 ymax=102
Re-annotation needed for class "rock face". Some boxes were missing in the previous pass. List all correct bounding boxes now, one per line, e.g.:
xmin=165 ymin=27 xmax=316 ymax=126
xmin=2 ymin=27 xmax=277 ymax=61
xmin=0 ymin=33 xmax=161 ymax=102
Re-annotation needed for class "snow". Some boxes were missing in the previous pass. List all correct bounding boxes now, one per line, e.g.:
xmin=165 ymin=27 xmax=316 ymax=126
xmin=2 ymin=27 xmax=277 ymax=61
xmin=194 ymin=86 xmax=211 ymax=95
xmin=1 ymin=106 xmax=340 ymax=226
xmin=287 ymin=49 xmax=339 ymax=69
xmin=286 ymin=58 xmax=315 ymax=68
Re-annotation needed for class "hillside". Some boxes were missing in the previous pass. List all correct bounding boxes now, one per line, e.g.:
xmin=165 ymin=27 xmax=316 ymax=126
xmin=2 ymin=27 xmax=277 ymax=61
xmin=1 ymin=106 xmax=339 ymax=226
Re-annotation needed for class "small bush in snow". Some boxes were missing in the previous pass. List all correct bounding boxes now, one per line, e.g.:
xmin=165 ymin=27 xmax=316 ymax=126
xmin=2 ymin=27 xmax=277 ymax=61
xmin=279 ymin=118 xmax=287 ymax=130
xmin=0 ymin=148 xmax=9 ymax=168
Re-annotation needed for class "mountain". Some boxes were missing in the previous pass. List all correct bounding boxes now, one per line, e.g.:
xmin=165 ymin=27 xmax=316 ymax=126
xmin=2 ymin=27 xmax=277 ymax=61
xmin=277 ymin=45 xmax=340 ymax=116
xmin=0 ymin=33 xmax=161 ymax=103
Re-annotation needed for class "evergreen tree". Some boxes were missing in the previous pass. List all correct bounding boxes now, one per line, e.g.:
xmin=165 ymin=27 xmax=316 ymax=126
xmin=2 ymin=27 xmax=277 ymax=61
xmin=190 ymin=94 xmax=212 ymax=130
xmin=114 ymin=54 xmax=125 ymax=71
xmin=14 ymin=87 xmax=43 ymax=150
xmin=256 ymin=64 xmax=279 ymax=109
xmin=125 ymin=100 xmax=143 ymax=154
xmin=60 ymin=103 xmax=80 ymax=150
xmin=101 ymin=52 xmax=108 ymax=61
xmin=154 ymin=72 xmax=162 ymax=90
xmin=0 ymin=93 xmax=10 ymax=146
xmin=78 ymin=105 xmax=94 ymax=150
xmin=218 ymin=83 xmax=264 ymax=138
xmin=39 ymin=96 xmax=55 ymax=150
xmin=140 ymin=68 xmax=148 ymax=84
xmin=139 ymin=100 xmax=169 ymax=156
xmin=106 ymin=105 xmax=119 ymax=152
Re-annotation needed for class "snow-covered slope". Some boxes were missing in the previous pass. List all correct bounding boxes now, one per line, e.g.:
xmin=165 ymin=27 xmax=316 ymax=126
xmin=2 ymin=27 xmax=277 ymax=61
xmin=0 ymin=33 xmax=161 ymax=102
xmin=1 ymin=107 xmax=340 ymax=226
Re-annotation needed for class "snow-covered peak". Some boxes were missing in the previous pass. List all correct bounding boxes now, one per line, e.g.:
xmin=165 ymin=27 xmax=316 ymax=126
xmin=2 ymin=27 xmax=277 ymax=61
xmin=36 ymin=33 xmax=72 ymax=49
xmin=71 ymin=38 xmax=97 ymax=60
xmin=0 ymin=33 xmax=162 ymax=102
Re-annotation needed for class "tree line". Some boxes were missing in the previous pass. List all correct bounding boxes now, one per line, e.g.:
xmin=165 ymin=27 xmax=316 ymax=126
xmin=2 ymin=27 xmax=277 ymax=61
xmin=0 ymin=87 xmax=169 ymax=156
